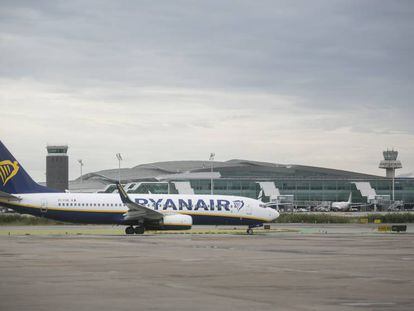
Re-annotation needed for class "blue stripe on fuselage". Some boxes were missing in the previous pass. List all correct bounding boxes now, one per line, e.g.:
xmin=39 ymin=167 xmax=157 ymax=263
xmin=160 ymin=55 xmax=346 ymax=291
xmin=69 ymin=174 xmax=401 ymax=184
xmin=2 ymin=202 xmax=124 ymax=224
xmin=0 ymin=202 xmax=265 ymax=226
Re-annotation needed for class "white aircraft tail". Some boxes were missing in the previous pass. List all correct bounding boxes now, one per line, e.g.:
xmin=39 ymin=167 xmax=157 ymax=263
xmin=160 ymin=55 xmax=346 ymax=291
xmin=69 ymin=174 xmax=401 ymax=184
xmin=347 ymin=192 xmax=352 ymax=204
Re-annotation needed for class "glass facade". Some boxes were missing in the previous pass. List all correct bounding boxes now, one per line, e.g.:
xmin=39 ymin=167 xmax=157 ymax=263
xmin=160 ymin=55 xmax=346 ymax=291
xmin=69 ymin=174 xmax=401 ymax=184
xmin=129 ymin=182 xmax=177 ymax=194
xmin=124 ymin=178 xmax=414 ymax=206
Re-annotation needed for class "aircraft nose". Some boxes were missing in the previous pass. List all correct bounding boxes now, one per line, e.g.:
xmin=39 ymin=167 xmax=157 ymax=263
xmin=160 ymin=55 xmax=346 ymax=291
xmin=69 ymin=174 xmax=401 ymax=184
xmin=269 ymin=208 xmax=279 ymax=221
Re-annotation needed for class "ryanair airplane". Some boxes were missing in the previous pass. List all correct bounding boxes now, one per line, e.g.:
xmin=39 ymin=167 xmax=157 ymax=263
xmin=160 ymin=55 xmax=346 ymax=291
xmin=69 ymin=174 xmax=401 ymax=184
xmin=0 ymin=141 xmax=279 ymax=234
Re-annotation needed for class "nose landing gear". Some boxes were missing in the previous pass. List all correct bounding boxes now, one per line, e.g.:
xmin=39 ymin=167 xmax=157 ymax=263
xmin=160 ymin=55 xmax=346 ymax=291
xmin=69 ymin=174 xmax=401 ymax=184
xmin=246 ymin=224 xmax=263 ymax=235
xmin=125 ymin=226 xmax=145 ymax=235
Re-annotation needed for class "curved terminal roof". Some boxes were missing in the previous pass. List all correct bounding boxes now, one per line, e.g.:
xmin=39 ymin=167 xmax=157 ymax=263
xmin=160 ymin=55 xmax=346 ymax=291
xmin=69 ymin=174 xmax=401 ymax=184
xmin=73 ymin=159 xmax=381 ymax=185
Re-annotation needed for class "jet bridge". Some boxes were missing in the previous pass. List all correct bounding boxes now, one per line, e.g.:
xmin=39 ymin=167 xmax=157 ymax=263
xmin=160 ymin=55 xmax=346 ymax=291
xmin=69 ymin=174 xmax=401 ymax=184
xmin=173 ymin=181 xmax=195 ymax=194
xmin=257 ymin=182 xmax=280 ymax=201
xmin=352 ymin=182 xmax=377 ymax=201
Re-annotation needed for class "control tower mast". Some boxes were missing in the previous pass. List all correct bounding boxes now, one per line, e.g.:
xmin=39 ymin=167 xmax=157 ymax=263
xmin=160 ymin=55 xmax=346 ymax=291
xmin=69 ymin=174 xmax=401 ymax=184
xmin=379 ymin=149 xmax=402 ymax=178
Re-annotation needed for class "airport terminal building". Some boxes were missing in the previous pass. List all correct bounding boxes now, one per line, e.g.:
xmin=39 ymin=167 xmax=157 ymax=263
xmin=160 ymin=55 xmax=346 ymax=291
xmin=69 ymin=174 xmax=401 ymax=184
xmin=69 ymin=159 xmax=414 ymax=209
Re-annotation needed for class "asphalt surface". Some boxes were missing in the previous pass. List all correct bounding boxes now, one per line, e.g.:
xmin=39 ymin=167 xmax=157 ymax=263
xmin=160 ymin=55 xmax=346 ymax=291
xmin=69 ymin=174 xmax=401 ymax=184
xmin=0 ymin=224 xmax=413 ymax=311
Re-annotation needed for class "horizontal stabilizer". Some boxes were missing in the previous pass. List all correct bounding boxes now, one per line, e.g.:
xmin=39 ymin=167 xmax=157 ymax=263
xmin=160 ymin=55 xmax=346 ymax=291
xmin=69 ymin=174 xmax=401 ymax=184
xmin=0 ymin=191 xmax=21 ymax=201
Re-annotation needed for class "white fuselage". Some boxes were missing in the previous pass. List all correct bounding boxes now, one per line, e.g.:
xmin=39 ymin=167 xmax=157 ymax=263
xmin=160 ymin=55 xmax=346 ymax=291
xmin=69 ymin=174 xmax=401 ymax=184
xmin=5 ymin=192 xmax=279 ymax=226
xmin=331 ymin=201 xmax=350 ymax=211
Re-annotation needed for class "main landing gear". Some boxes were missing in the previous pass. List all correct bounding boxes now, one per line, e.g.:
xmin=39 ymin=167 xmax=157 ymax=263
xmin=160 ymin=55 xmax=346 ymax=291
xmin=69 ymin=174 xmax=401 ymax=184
xmin=125 ymin=226 xmax=145 ymax=235
xmin=246 ymin=228 xmax=254 ymax=235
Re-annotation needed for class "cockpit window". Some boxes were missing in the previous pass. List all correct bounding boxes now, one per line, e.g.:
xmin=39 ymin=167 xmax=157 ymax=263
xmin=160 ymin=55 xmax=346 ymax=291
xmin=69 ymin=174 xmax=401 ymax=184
xmin=259 ymin=204 xmax=266 ymax=208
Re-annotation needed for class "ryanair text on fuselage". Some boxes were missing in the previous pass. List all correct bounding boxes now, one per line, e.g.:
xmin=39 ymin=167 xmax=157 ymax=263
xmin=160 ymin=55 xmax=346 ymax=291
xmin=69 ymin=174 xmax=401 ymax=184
xmin=134 ymin=198 xmax=244 ymax=211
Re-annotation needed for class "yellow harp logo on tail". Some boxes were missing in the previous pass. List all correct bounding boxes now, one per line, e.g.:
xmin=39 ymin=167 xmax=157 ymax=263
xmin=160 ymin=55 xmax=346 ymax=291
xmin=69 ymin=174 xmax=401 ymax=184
xmin=0 ymin=160 xmax=20 ymax=186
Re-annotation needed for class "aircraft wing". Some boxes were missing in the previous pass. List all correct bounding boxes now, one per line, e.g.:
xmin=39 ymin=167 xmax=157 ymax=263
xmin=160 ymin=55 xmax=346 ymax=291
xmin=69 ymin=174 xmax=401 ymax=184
xmin=349 ymin=203 xmax=369 ymax=210
xmin=350 ymin=203 xmax=366 ymax=207
xmin=116 ymin=183 xmax=163 ymax=221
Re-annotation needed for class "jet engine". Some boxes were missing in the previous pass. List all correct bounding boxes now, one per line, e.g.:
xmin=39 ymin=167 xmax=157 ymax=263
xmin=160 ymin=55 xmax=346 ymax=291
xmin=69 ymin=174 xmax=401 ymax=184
xmin=148 ymin=214 xmax=193 ymax=230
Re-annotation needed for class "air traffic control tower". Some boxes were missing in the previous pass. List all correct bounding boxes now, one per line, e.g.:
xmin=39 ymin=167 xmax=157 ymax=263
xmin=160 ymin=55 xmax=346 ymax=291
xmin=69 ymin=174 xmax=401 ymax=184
xmin=379 ymin=149 xmax=402 ymax=178
xmin=46 ymin=145 xmax=69 ymax=191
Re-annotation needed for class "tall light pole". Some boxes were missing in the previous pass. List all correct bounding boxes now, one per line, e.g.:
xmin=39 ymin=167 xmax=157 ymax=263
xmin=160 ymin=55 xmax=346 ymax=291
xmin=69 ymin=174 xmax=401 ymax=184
xmin=209 ymin=152 xmax=215 ymax=195
xmin=392 ymin=176 xmax=395 ymax=201
xmin=116 ymin=153 xmax=123 ymax=184
xmin=77 ymin=159 xmax=84 ymax=184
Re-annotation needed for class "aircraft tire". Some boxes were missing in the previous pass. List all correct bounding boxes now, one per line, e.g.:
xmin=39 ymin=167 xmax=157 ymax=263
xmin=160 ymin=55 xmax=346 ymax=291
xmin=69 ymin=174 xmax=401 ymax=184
xmin=125 ymin=226 xmax=134 ymax=235
xmin=246 ymin=228 xmax=253 ymax=235
xmin=134 ymin=226 xmax=145 ymax=234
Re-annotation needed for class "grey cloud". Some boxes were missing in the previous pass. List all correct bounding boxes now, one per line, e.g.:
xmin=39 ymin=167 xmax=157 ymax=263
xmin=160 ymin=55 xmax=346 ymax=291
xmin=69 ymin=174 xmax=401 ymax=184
xmin=1 ymin=0 xmax=413 ymax=179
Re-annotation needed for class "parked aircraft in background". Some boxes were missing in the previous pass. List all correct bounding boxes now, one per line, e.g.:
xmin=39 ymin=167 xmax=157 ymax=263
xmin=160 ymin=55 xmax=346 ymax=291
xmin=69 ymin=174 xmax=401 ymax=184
xmin=330 ymin=193 xmax=366 ymax=212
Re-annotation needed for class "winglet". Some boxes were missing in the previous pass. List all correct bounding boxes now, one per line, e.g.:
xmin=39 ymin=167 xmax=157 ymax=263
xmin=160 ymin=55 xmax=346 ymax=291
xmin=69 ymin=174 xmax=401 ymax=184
xmin=116 ymin=183 xmax=133 ymax=204
xmin=116 ymin=182 xmax=163 ymax=220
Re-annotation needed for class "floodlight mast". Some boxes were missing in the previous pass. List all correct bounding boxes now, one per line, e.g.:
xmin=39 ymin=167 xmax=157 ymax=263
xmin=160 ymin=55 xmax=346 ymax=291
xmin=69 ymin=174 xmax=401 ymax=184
xmin=209 ymin=153 xmax=215 ymax=195
xmin=116 ymin=153 xmax=123 ymax=183
xmin=77 ymin=159 xmax=84 ymax=184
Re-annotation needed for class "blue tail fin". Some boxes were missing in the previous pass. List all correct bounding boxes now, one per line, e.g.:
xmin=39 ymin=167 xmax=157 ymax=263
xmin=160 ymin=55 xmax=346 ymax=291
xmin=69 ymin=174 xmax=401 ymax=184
xmin=0 ymin=141 xmax=59 ymax=194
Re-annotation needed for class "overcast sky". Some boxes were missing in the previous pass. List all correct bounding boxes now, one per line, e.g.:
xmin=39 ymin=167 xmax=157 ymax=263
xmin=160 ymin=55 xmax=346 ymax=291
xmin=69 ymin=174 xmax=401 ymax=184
xmin=1 ymin=0 xmax=413 ymax=181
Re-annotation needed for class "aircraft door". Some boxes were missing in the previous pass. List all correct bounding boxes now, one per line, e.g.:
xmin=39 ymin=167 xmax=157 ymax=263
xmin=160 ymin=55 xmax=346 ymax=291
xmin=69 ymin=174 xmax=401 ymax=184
xmin=40 ymin=199 xmax=48 ymax=214
xmin=246 ymin=204 xmax=252 ymax=215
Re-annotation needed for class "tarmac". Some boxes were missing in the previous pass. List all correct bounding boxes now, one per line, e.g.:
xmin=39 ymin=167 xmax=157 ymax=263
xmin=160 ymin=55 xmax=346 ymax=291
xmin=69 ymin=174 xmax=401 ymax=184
xmin=0 ymin=224 xmax=413 ymax=311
